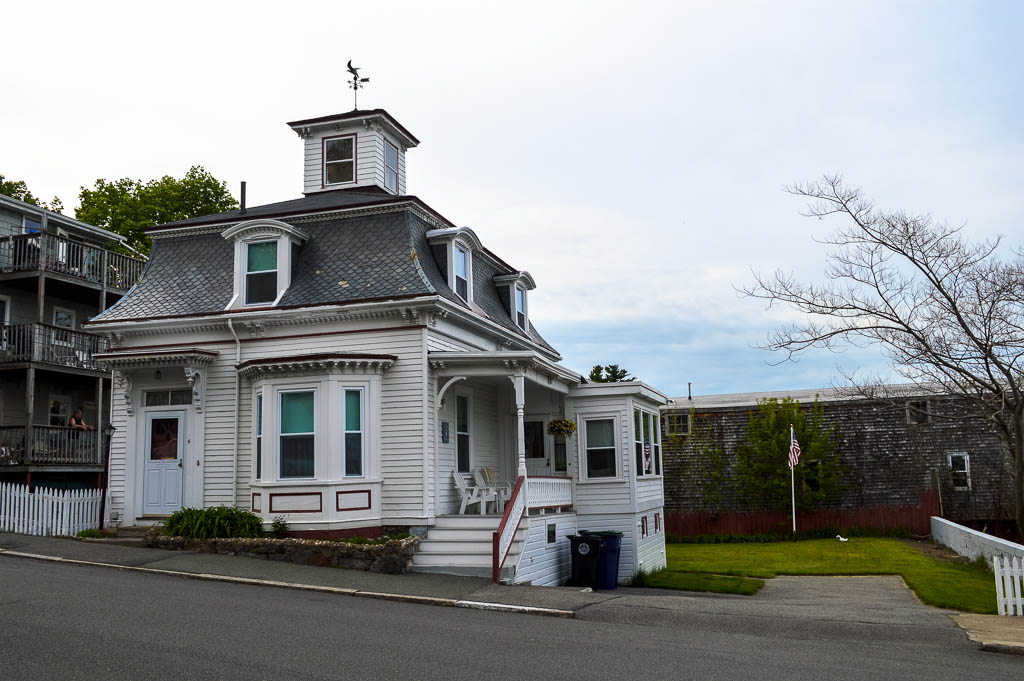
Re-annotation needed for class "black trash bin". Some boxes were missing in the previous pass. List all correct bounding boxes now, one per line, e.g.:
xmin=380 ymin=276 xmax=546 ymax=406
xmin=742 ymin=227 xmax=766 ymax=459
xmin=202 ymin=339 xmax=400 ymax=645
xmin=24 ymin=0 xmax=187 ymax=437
xmin=568 ymin=534 xmax=603 ymax=588
xmin=581 ymin=530 xmax=623 ymax=590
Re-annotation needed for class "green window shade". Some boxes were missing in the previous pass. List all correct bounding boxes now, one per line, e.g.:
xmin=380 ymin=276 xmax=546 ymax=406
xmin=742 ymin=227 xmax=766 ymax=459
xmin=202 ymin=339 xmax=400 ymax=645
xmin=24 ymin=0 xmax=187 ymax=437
xmin=345 ymin=390 xmax=361 ymax=431
xmin=281 ymin=392 xmax=314 ymax=433
xmin=586 ymin=419 xmax=615 ymax=449
xmin=247 ymin=242 xmax=277 ymax=272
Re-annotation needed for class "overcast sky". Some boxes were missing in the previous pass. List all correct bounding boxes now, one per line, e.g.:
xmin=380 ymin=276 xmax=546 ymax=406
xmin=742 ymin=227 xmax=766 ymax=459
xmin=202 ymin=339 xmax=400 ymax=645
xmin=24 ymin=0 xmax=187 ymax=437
xmin=4 ymin=1 xmax=1023 ymax=399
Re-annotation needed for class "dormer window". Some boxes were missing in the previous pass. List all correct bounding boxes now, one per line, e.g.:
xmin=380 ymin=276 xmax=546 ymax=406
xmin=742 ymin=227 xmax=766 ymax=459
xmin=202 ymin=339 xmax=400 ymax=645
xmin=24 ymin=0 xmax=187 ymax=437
xmin=223 ymin=219 xmax=308 ymax=310
xmin=384 ymin=140 xmax=399 ymax=193
xmin=245 ymin=241 xmax=278 ymax=305
xmin=515 ymin=286 xmax=527 ymax=330
xmin=454 ymin=245 xmax=470 ymax=301
xmin=323 ymin=134 xmax=355 ymax=186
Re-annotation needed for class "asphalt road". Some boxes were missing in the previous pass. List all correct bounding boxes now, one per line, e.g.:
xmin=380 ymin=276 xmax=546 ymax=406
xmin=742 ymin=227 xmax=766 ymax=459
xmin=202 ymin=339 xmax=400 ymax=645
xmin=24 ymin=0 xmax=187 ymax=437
xmin=0 ymin=558 xmax=1018 ymax=681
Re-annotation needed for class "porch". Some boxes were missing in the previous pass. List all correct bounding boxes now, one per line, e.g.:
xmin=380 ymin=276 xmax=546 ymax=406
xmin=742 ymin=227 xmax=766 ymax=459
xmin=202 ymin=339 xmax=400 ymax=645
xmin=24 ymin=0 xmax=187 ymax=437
xmin=0 ymin=425 xmax=104 ymax=469
xmin=0 ymin=233 xmax=145 ymax=292
xmin=0 ymin=323 xmax=110 ymax=373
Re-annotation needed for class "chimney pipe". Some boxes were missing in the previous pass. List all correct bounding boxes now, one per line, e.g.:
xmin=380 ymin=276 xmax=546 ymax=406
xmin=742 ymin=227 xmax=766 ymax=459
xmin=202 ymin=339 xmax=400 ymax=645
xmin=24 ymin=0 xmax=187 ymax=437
xmin=240 ymin=181 xmax=247 ymax=215
xmin=688 ymin=382 xmax=692 ymax=401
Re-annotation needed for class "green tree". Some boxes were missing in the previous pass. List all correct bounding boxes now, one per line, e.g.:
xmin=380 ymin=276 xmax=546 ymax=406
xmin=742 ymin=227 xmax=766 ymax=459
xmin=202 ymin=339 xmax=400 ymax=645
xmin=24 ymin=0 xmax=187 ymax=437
xmin=735 ymin=396 xmax=842 ymax=513
xmin=0 ymin=173 xmax=63 ymax=213
xmin=588 ymin=364 xmax=632 ymax=382
xmin=76 ymin=166 xmax=237 ymax=254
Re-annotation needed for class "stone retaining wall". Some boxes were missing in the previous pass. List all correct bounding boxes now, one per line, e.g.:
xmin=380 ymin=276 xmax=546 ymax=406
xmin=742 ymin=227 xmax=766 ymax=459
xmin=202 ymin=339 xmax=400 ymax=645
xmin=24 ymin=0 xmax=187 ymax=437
xmin=145 ymin=532 xmax=419 ymax=574
xmin=931 ymin=516 xmax=1024 ymax=565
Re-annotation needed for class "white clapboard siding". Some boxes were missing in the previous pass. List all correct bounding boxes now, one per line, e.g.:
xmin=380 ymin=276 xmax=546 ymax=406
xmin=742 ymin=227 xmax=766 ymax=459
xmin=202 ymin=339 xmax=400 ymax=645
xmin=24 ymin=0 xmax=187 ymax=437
xmin=636 ymin=509 xmax=668 ymax=574
xmin=994 ymin=554 xmax=1024 ymax=616
xmin=108 ymin=372 xmax=131 ymax=524
xmin=515 ymin=513 xmax=578 ymax=586
xmin=571 ymin=395 xmax=634 ymax=512
xmin=0 ymin=482 xmax=101 ymax=536
xmin=301 ymin=127 xmax=405 ymax=195
xmin=636 ymin=477 xmax=664 ymax=511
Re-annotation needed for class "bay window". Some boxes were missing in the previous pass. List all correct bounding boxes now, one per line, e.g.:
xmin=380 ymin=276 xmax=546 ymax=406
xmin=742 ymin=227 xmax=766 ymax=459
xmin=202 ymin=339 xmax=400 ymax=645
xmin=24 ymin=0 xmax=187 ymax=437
xmin=634 ymin=408 xmax=662 ymax=477
xmin=255 ymin=393 xmax=263 ymax=480
xmin=280 ymin=390 xmax=315 ymax=478
xmin=583 ymin=417 xmax=616 ymax=479
xmin=344 ymin=388 xmax=364 ymax=477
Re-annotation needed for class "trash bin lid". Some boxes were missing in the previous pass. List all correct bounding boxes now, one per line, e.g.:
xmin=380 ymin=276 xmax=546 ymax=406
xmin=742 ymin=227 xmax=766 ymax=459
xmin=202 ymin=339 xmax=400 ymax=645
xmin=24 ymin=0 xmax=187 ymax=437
xmin=580 ymin=530 xmax=623 ymax=537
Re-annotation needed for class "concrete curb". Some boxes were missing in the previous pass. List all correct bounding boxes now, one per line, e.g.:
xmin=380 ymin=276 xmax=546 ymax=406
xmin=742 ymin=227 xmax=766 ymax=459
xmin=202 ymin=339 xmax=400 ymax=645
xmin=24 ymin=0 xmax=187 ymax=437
xmin=0 ymin=548 xmax=574 ymax=619
xmin=980 ymin=643 xmax=1024 ymax=656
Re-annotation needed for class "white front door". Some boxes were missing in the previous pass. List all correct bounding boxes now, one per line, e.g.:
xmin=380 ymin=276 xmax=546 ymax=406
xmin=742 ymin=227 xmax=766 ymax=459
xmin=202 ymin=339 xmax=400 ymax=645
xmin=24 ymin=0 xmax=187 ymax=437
xmin=524 ymin=419 xmax=550 ymax=476
xmin=143 ymin=411 xmax=185 ymax=515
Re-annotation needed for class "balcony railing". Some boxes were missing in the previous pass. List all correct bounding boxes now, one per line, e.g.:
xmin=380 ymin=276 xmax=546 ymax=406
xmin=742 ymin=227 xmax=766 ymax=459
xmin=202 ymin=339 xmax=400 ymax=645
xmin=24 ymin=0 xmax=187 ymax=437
xmin=0 ymin=233 xmax=145 ymax=291
xmin=0 ymin=425 xmax=102 ymax=466
xmin=0 ymin=323 xmax=110 ymax=371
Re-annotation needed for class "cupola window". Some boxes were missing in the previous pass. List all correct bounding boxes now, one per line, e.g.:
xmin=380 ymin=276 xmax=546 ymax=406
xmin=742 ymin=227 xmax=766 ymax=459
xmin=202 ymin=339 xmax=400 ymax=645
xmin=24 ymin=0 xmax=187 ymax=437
xmin=245 ymin=241 xmax=278 ymax=305
xmin=384 ymin=140 xmax=399 ymax=193
xmin=323 ymin=135 xmax=355 ymax=185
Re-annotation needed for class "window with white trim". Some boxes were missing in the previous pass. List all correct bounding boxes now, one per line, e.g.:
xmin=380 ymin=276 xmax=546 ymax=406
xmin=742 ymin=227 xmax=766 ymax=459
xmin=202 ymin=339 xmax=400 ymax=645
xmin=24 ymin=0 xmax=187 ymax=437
xmin=323 ymin=134 xmax=355 ymax=185
xmin=245 ymin=241 xmax=278 ymax=305
xmin=279 ymin=390 xmax=315 ymax=478
xmin=456 ymin=393 xmax=471 ymax=473
xmin=53 ymin=306 xmax=76 ymax=329
xmin=254 ymin=393 xmax=263 ymax=480
xmin=949 ymin=452 xmax=970 ymax=490
xmin=23 ymin=216 xmax=40 ymax=234
xmin=384 ymin=140 xmax=399 ymax=193
xmin=454 ymin=245 xmax=470 ymax=302
xmin=515 ymin=286 xmax=527 ymax=330
xmin=583 ymin=417 xmax=617 ymax=479
xmin=344 ymin=388 xmax=364 ymax=477
xmin=634 ymin=409 xmax=661 ymax=477
xmin=665 ymin=412 xmax=690 ymax=436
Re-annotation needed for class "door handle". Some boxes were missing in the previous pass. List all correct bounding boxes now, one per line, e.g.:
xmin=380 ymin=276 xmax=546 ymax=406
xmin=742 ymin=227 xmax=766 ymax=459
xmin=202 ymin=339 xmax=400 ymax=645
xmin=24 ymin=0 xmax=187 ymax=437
xmin=178 ymin=460 xmax=182 ymax=468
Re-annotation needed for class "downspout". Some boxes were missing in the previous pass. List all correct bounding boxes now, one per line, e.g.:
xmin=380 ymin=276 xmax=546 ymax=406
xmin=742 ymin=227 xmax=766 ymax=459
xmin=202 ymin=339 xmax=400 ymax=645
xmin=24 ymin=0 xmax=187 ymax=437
xmin=227 ymin=319 xmax=242 ymax=508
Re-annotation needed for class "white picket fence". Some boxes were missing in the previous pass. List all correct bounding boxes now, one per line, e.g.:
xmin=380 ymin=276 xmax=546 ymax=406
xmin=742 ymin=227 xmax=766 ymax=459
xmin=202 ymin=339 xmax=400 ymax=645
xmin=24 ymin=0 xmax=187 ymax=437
xmin=993 ymin=554 xmax=1024 ymax=616
xmin=0 ymin=482 xmax=102 ymax=536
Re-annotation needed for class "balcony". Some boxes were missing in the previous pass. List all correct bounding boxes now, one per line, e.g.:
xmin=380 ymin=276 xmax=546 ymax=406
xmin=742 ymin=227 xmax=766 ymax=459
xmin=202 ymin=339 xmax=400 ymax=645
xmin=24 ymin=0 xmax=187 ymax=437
xmin=0 ymin=425 xmax=102 ymax=467
xmin=1 ymin=323 xmax=110 ymax=372
xmin=0 ymin=233 xmax=145 ymax=292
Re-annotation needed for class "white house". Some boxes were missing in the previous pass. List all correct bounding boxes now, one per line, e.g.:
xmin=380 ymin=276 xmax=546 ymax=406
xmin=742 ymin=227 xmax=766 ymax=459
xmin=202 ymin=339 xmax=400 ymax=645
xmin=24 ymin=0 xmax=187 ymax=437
xmin=87 ymin=107 xmax=668 ymax=585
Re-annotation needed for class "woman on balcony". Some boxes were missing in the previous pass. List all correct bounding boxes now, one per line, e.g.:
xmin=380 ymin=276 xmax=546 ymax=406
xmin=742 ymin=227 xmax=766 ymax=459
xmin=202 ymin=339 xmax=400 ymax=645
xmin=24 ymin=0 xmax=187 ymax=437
xmin=69 ymin=410 xmax=94 ymax=432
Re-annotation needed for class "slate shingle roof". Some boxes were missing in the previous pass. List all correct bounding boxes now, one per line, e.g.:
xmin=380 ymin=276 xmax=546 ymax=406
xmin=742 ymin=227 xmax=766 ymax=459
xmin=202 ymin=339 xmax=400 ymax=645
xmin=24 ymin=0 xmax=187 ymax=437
xmin=93 ymin=202 xmax=558 ymax=355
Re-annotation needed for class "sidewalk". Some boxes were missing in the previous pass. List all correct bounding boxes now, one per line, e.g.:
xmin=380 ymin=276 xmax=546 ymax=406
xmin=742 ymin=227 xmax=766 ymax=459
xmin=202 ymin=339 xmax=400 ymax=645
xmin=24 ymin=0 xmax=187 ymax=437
xmin=953 ymin=614 xmax=1024 ymax=656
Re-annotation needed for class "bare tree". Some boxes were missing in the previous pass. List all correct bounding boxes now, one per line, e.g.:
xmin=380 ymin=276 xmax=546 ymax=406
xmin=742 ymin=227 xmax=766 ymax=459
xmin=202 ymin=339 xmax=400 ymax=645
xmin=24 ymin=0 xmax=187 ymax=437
xmin=742 ymin=175 xmax=1024 ymax=531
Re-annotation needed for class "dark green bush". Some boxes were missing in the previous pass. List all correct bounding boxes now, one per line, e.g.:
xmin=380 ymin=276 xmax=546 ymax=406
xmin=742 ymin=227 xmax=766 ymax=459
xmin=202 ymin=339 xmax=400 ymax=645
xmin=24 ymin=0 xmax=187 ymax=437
xmin=163 ymin=506 xmax=264 ymax=539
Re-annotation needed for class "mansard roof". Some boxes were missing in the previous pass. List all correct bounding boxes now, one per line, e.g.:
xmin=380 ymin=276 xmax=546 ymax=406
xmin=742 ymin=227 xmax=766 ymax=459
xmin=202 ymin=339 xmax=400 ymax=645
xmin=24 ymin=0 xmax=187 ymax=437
xmin=90 ymin=204 xmax=557 ymax=355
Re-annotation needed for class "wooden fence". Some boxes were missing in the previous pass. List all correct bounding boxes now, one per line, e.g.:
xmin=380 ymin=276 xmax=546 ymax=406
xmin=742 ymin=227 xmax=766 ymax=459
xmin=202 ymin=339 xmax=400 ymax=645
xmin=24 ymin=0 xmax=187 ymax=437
xmin=0 ymin=482 xmax=102 ymax=536
xmin=994 ymin=555 xmax=1024 ymax=616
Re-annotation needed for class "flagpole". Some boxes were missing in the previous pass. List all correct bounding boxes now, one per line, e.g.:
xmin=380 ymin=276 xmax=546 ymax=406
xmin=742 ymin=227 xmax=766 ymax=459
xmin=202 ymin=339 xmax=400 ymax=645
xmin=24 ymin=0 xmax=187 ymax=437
xmin=790 ymin=424 xmax=796 ymax=541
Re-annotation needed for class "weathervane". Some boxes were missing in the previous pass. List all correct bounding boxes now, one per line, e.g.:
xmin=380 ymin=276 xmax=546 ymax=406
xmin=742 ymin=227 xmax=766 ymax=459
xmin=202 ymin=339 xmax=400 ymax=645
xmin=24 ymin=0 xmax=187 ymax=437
xmin=347 ymin=60 xmax=370 ymax=109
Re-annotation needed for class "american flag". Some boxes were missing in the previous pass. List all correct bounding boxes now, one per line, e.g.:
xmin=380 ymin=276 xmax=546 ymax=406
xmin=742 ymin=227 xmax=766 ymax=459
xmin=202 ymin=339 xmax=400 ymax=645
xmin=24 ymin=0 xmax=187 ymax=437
xmin=788 ymin=428 xmax=801 ymax=469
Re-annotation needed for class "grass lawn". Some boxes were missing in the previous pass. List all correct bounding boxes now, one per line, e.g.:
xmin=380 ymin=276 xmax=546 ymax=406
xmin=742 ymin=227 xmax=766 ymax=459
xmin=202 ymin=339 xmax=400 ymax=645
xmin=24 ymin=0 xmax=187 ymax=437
xmin=655 ymin=538 xmax=996 ymax=613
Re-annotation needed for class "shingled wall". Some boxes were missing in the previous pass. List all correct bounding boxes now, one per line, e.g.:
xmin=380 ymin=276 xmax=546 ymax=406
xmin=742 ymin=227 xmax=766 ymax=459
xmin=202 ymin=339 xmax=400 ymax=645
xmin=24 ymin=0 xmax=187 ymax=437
xmin=661 ymin=396 xmax=1015 ymax=536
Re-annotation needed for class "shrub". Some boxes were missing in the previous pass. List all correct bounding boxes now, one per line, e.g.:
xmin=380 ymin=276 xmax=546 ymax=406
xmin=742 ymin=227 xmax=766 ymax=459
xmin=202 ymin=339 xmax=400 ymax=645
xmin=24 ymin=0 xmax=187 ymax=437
xmin=270 ymin=516 xmax=289 ymax=539
xmin=163 ymin=506 xmax=263 ymax=539
xmin=76 ymin=529 xmax=104 ymax=539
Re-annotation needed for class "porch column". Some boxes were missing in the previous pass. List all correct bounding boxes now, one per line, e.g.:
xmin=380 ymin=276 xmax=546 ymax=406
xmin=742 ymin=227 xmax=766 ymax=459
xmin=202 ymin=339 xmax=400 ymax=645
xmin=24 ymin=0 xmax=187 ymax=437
xmin=513 ymin=374 xmax=527 ymax=478
xmin=24 ymin=367 xmax=35 ymax=465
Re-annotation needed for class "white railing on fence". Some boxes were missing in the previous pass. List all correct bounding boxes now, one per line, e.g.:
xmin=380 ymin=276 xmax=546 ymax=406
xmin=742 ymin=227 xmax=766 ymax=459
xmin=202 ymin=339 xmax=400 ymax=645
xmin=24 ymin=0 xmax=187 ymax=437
xmin=994 ymin=554 xmax=1024 ymax=616
xmin=0 ymin=482 xmax=102 ymax=536
xmin=526 ymin=476 xmax=572 ymax=510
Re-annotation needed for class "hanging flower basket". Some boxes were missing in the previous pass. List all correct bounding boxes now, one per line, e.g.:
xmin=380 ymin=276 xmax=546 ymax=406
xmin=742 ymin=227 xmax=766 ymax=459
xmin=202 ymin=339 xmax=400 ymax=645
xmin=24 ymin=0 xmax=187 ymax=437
xmin=547 ymin=418 xmax=577 ymax=438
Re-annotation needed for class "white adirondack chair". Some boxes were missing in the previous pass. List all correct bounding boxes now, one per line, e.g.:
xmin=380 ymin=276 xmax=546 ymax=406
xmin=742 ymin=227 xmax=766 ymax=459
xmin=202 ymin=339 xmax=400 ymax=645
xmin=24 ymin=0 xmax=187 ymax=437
xmin=453 ymin=471 xmax=497 ymax=515
xmin=474 ymin=468 xmax=511 ymax=513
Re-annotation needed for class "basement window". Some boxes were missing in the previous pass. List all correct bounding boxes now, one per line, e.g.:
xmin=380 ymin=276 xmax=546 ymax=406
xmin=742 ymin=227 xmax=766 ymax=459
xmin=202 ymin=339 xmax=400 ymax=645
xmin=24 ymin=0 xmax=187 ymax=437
xmin=949 ymin=452 xmax=970 ymax=491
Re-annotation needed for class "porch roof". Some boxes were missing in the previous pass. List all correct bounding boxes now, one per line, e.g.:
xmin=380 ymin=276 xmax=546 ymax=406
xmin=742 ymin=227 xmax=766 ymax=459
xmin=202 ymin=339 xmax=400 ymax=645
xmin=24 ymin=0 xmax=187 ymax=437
xmin=428 ymin=351 xmax=582 ymax=390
